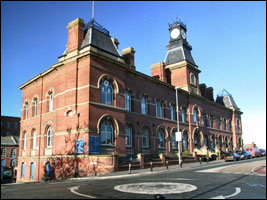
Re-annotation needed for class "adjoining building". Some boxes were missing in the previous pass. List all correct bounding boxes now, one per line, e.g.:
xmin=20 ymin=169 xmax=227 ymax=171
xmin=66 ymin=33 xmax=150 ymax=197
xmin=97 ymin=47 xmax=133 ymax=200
xmin=1 ymin=116 xmax=20 ymax=181
xmin=17 ymin=17 xmax=243 ymax=182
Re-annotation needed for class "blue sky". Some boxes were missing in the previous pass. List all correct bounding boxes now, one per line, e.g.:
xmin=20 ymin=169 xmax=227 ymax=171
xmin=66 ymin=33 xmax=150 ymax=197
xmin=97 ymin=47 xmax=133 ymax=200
xmin=1 ymin=1 xmax=266 ymax=148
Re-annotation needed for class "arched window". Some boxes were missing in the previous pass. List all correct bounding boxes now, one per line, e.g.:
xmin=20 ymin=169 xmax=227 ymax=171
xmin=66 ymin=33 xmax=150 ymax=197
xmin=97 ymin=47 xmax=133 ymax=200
xmin=158 ymin=128 xmax=165 ymax=148
xmin=204 ymin=135 xmax=208 ymax=147
xmin=1 ymin=148 xmax=6 ymax=156
xmin=194 ymin=132 xmax=200 ymax=149
xmin=100 ymin=120 xmax=113 ymax=145
xmin=33 ymin=98 xmax=38 ymax=116
xmin=218 ymin=136 xmax=222 ymax=148
xmin=211 ymin=136 xmax=215 ymax=152
xmin=190 ymin=73 xmax=196 ymax=85
xmin=225 ymin=137 xmax=228 ymax=148
xmin=210 ymin=117 xmax=214 ymax=128
xmin=25 ymin=102 xmax=29 ymax=120
xmin=125 ymin=91 xmax=131 ymax=111
xmin=32 ymin=130 xmax=37 ymax=149
xmin=230 ymin=138 xmax=233 ymax=152
xmin=182 ymin=132 xmax=188 ymax=151
xmin=172 ymin=131 xmax=178 ymax=150
xmin=49 ymin=92 xmax=54 ymax=112
xmin=141 ymin=128 xmax=149 ymax=148
xmin=11 ymin=148 xmax=16 ymax=158
xmin=47 ymin=126 xmax=53 ymax=148
xmin=11 ymin=159 xmax=16 ymax=167
xmin=160 ymin=101 xmax=165 ymax=118
xmin=229 ymin=120 xmax=232 ymax=132
xmin=101 ymin=80 xmax=113 ymax=105
xmin=141 ymin=96 xmax=147 ymax=115
xmin=24 ymin=132 xmax=27 ymax=150
xmin=125 ymin=125 xmax=132 ymax=147
xmin=193 ymin=108 xmax=198 ymax=124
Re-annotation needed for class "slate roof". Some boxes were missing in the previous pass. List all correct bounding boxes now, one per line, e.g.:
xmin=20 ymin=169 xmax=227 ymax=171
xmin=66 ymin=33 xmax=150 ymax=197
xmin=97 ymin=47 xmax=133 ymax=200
xmin=80 ymin=20 xmax=120 ymax=57
xmin=216 ymin=89 xmax=239 ymax=109
xmin=164 ymin=43 xmax=196 ymax=66
xmin=1 ymin=136 xmax=19 ymax=146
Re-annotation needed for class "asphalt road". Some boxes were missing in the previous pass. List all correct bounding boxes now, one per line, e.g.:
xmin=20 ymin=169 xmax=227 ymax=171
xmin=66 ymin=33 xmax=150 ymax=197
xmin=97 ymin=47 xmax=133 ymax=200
xmin=1 ymin=157 xmax=266 ymax=199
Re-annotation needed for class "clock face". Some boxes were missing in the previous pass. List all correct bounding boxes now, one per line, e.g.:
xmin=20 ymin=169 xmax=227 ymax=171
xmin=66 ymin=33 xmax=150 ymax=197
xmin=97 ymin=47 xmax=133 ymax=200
xmin=170 ymin=28 xmax=180 ymax=39
xmin=181 ymin=29 xmax=186 ymax=39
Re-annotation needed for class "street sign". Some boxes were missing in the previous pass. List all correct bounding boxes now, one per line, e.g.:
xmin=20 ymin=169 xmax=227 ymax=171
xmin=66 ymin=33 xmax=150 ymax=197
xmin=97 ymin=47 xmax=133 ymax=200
xmin=175 ymin=131 xmax=182 ymax=142
xmin=76 ymin=139 xmax=84 ymax=153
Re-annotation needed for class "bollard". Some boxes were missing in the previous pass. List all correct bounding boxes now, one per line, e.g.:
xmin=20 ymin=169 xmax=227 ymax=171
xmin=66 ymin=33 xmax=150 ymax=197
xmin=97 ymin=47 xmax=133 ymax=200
xmin=200 ymin=157 xmax=202 ymax=165
xmin=150 ymin=162 xmax=153 ymax=172
xmin=128 ymin=162 xmax=132 ymax=174
xmin=180 ymin=161 xmax=183 ymax=168
xmin=166 ymin=161 xmax=168 ymax=170
xmin=207 ymin=157 xmax=209 ymax=165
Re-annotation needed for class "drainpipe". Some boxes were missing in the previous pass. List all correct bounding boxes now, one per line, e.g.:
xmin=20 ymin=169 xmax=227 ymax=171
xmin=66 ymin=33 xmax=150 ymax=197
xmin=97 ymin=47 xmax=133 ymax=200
xmin=38 ymin=75 xmax=43 ymax=181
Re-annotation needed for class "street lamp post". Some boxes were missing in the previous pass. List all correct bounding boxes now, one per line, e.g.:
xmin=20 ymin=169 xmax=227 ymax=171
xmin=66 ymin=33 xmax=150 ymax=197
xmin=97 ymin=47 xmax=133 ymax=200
xmin=175 ymin=86 xmax=182 ymax=167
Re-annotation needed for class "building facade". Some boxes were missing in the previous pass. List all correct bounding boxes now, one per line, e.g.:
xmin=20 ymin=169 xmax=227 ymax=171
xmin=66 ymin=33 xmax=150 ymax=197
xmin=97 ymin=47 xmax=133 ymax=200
xmin=17 ymin=18 xmax=243 ymax=182
xmin=1 ymin=116 xmax=20 ymax=180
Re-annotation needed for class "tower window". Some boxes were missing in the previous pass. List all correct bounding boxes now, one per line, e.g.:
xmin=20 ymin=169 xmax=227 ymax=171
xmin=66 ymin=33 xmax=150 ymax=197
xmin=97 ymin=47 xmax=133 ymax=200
xmin=101 ymin=80 xmax=113 ymax=106
xmin=190 ymin=73 xmax=196 ymax=86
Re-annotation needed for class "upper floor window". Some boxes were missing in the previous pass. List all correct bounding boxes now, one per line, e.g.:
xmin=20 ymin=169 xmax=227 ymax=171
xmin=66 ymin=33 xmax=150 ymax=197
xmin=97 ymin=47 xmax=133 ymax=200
xmin=101 ymin=80 xmax=113 ymax=106
xmin=34 ymin=98 xmax=38 ymax=116
xmin=141 ymin=127 xmax=149 ymax=148
xmin=182 ymin=107 xmax=186 ymax=123
xmin=229 ymin=120 xmax=232 ymax=132
xmin=14 ymin=122 xmax=19 ymax=129
xmin=11 ymin=159 xmax=16 ymax=167
xmin=49 ymin=92 xmax=54 ymax=112
xmin=33 ymin=130 xmax=37 ymax=149
xmin=190 ymin=73 xmax=196 ymax=86
xmin=237 ymin=119 xmax=240 ymax=133
xmin=100 ymin=120 xmax=113 ymax=145
xmin=223 ymin=119 xmax=227 ymax=131
xmin=193 ymin=108 xmax=198 ymax=123
xmin=170 ymin=105 xmax=176 ymax=121
xmin=158 ymin=128 xmax=165 ymax=148
xmin=125 ymin=91 xmax=131 ymax=111
xmin=216 ymin=118 xmax=221 ymax=129
xmin=7 ymin=121 xmax=10 ymax=128
xmin=160 ymin=101 xmax=165 ymax=118
xmin=11 ymin=148 xmax=16 ymax=158
xmin=210 ymin=117 xmax=214 ymax=128
xmin=1 ymin=148 xmax=6 ymax=156
xmin=141 ymin=96 xmax=148 ymax=115
xmin=25 ymin=102 xmax=29 ymax=120
xmin=155 ymin=100 xmax=160 ymax=117
xmin=47 ymin=126 xmax=53 ymax=148
xmin=125 ymin=125 xmax=132 ymax=147
xmin=24 ymin=132 xmax=27 ymax=150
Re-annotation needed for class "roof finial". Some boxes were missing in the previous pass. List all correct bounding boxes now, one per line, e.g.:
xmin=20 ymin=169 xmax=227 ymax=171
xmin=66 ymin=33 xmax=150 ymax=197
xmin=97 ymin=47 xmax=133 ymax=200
xmin=92 ymin=1 xmax=95 ymax=21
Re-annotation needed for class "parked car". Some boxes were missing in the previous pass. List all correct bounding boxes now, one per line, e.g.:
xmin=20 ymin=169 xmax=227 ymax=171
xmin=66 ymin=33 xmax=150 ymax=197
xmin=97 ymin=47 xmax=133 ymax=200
xmin=225 ymin=152 xmax=241 ymax=162
xmin=244 ymin=146 xmax=261 ymax=158
xmin=3 ymin=171 xmax=12 ymax=179
xmin=259 ymin=149 xmax=266 ymax=157
xmin=238 ymin=151 xmax=252 ymax=160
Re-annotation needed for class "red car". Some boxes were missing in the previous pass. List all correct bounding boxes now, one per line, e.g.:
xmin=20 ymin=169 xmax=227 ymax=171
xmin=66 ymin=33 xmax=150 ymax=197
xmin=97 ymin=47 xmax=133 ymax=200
xmin=244 ymin=146 xmax=261 ymax=158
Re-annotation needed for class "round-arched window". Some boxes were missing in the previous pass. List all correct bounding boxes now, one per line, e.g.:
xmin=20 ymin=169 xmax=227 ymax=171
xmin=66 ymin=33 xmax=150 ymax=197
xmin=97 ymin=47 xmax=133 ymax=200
xmin=100 ymin=120 xmax=113 ymax=145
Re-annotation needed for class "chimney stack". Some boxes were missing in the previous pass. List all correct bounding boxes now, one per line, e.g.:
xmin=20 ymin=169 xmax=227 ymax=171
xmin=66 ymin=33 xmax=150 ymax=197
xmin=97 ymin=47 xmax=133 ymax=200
xmin=66 ymin=18 xmax=86 ymax=53
xmin=121 ymin=47 xmax=135 ymax=70
xmin=151 ymin=62 xmax=167 ymax=82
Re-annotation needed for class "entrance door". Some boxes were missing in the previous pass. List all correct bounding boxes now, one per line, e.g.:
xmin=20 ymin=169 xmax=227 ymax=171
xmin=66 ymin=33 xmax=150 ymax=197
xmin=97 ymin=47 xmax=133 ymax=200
xmin=31 ymin=162 xmax=35 ymax=179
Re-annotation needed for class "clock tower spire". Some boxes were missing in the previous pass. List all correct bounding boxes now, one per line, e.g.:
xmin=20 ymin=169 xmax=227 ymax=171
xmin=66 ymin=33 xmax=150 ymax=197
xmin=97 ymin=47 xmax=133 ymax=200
xmin=164 ymin=19 xmax=201 ymax=95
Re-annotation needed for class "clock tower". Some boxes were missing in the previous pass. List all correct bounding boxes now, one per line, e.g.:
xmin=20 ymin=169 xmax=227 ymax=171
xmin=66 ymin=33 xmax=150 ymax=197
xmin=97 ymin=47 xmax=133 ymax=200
xmin=165 ymin=20 xmax=201 ymax=95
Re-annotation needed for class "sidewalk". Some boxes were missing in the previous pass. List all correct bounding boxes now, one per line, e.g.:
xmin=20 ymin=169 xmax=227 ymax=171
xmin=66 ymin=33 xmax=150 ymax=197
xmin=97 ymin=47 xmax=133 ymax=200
xmin=69 ymin=159 xmax=225 ymax=181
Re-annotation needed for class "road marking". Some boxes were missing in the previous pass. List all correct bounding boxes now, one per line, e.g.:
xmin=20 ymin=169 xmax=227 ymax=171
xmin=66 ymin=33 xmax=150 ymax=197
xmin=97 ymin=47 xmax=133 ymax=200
xmin=196 ymin=165 xmax=235 ymax=173
xmin=114 ymin=182 xmax=197 ymax=194
xmin=246 ymin=183 xmax=266 ymax=188
xmin=210 ymin=187 xmax=241 ymax=199
xmin=68 ymin=186 xmax=96 ymax=198
xmin=139 ymin=178 xmax=196 ymax=181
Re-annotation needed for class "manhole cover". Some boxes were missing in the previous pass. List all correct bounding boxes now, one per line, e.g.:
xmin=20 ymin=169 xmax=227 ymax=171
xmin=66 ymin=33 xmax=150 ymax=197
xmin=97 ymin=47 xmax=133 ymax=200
xmin=114 ymin=182 xmax=197 ymax=194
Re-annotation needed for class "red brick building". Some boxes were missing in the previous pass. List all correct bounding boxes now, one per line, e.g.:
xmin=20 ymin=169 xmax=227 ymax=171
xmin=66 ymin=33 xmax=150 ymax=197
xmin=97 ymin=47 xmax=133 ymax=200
xmin=1 ymin=116 xmax=20 ymax=180
xmin=17 ymin=18 xmax=243 ymax=182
